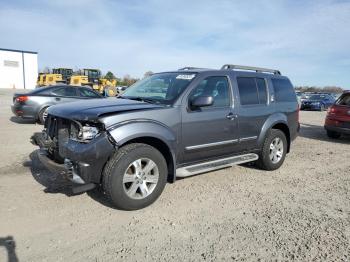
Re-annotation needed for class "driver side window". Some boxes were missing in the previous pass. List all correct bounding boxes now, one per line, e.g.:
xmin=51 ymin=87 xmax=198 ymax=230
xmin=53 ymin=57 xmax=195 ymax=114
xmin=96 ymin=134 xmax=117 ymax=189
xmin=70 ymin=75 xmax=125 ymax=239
xmin=189 ymin=76 xmax=230 ymax=109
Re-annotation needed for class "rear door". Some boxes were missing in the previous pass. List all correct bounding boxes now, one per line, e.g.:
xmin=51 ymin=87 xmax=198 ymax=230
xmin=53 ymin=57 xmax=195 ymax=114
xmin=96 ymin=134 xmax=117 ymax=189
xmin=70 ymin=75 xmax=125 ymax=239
xmin=181 ymin=74 xmax=239 ymax=164
xmin=234 ymin=75 xmax=272 ymax=150
xmin=78 ymin=87 xmax=102 ymax=99
xmin=50 ymin=86 xmax=79 ymax=104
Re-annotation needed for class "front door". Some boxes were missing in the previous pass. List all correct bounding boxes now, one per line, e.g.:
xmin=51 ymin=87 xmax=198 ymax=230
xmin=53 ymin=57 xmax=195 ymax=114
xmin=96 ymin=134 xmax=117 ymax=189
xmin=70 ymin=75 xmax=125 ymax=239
xmin=181 ymin=75 xmax=239 ymax=164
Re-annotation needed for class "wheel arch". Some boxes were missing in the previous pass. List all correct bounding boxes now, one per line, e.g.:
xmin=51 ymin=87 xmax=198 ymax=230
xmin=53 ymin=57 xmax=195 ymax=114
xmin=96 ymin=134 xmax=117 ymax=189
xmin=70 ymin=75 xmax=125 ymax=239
xmin=258 ymin=113 xmax=291 ymax=153
xmin=37 ymin=104 xmax=53 ymax=121
xmin=108 ymin=121 xmax=177 ymax=183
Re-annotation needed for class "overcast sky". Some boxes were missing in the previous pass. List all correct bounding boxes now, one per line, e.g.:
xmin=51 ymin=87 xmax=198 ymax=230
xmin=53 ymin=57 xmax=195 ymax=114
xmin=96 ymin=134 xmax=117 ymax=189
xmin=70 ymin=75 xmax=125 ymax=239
xmin=1 ymin=0 xmax=349 ymax=87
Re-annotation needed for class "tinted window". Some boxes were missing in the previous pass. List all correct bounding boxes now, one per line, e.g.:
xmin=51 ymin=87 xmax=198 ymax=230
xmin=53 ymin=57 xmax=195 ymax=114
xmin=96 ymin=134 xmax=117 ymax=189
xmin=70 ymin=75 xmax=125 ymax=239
xmin=256 ymin=78 xmax=267 ymax=104
xmin=79 ymin=88 xmax=100 ymax=98
xmin=237 ymin=77 xmax=259 ymax=105
xmin=336 ymin=94 xmax=350 ymax=106
xmin=272 ymin=79 xmax=296 ymax=102
xmin=52 ymin=87 xmax=77 ymax=97
xmin=30 ymin=87 xmax=55 ymax=95
xmin=189 ymin=76 xmax=230 ymax=108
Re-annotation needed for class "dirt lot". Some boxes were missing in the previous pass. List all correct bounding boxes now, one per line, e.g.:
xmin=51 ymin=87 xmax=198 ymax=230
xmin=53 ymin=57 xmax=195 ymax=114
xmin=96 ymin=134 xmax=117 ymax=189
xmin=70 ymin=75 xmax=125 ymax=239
xmin=0 ymin=88 xmax=349 ymax=261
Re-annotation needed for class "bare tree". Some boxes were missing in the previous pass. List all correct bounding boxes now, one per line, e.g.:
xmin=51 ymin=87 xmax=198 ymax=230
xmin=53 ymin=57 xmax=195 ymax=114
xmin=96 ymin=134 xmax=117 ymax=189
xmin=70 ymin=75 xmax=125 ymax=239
xmin=144 ymin=71 xmax=154 ymax=78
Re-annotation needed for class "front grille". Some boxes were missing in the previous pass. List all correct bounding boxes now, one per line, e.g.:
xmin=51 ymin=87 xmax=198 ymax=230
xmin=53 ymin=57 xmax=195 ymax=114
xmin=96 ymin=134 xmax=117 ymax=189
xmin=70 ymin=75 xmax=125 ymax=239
xmin=45 ymin=115 xmax=58 ymax=139
xmin=44 ymin=114 xmax=73 ymax=163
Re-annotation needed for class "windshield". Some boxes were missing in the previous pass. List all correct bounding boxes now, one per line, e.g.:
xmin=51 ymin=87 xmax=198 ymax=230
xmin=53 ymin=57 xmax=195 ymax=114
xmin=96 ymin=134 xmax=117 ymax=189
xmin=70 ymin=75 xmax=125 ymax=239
xmin=121 ymin=72 xmax=197 ymax=105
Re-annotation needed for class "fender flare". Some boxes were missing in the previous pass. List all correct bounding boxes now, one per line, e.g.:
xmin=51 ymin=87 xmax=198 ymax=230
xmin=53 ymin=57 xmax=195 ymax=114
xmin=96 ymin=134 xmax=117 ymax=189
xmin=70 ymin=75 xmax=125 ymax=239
xmin=257 ymin=113 xmax=290 ymax=149
xmin=107 ymin=119 xmax=177 ymax=182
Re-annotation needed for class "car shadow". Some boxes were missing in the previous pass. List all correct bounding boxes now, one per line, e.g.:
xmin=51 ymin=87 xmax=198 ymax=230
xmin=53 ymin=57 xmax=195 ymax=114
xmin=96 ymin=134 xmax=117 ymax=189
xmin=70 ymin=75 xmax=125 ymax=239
xmin=26 ymin=150 xmax=76 ymax=196
xmin=25 ymin=150 xmax=117 ymax=208
xmin=10 ymin=116 xmax=36 ymax=124
xmin=86 ymin=186 xmax=118 ymax=209
xmin=0 ymin=236 xmax=19 ymax=262
xmin=299 ymin=122 xmax=350 ymax=144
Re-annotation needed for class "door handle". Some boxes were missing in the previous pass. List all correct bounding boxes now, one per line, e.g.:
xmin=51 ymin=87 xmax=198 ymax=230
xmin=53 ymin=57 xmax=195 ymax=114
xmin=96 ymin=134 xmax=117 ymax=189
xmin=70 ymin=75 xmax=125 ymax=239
xmin=55 ymin=97 xmax=61 ymax=101
xmin=226 ymin=113 xmax=237 ymax=120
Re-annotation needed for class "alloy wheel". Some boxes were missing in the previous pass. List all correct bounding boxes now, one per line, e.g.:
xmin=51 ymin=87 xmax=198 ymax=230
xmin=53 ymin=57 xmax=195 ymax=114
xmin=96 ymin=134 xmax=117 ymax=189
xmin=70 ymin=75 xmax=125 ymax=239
xmin=122 ymin=158 xmax=159 ymax=200
xmin=269 ymin=137 xmax=284 ymax=164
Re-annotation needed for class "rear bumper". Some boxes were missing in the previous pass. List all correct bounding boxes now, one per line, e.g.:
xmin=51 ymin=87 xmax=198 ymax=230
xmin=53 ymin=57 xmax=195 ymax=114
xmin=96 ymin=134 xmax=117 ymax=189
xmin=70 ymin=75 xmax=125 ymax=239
xmin=325 ymin=117 xmax=350 ymax=135
xmin=11 ymin=104 xmax=37 ymax=119
xmin=31 ymin=131 xmax=116 ymax=187
xmin=324 ymin=125 xmax=350 ymax=135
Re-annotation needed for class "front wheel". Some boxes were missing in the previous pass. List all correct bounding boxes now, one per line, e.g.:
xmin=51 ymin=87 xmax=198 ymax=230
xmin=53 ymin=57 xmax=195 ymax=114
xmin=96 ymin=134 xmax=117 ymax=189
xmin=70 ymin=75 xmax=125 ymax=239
xmin=257 ymin=129 xmax=287 ymax=171
xmin=102 ymin=143 xmax=167 ymax=210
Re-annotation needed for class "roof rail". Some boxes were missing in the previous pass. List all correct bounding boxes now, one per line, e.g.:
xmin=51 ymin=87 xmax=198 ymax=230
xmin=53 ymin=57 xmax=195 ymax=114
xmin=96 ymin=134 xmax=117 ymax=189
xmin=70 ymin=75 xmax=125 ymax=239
xmin=221 ymin=64 xmax=281 ymax=75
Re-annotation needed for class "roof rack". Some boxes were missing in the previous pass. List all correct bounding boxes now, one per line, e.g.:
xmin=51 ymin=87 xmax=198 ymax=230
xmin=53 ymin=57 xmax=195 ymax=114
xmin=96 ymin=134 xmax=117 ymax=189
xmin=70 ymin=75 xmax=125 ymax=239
xmin=221 ymin=64 xmax=281 ymax=75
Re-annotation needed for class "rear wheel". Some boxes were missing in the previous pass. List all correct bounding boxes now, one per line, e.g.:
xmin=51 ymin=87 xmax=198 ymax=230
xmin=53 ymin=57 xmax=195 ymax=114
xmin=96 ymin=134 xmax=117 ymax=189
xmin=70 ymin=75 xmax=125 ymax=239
xmin=38 ymin=107 xmax=49 ymax=124
xmin=326 ymin=130 xmax=341 ymax=139
xmin=257 ymin=129 xmax=287 ymax=171
xmin=102 ymin=143 xmax=167 ymax=210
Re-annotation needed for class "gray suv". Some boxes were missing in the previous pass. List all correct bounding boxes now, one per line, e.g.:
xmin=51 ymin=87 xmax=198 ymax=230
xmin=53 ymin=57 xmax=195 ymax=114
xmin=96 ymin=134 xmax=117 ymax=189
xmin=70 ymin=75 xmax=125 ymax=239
xmin=32 ymin=64 xmax=299 ymax=210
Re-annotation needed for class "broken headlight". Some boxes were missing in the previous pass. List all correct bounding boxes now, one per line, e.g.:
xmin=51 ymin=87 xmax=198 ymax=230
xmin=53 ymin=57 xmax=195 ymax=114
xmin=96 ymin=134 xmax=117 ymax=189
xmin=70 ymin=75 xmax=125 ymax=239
xmin=78 ymin=125 xmax=100 ymax=141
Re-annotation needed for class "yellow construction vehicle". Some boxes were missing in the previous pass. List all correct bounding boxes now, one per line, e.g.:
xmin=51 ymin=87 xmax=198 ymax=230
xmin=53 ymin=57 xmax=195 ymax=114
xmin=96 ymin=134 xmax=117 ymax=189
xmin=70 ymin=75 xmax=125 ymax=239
xmin=42 ymin=74 xmax=64 ymax=86
xmin=37 ymin=68 xmax=73 ymax=87
xmin=69 ymin=75 xmax=89 ymax=86
xmin=68 ymin=69 xmax=117 ymax=96
xmin=52 ymin=68 xmax=73 ymax=83
xmin=37 ymin=68 xmax=117 ymax=95
xmin=37 ymin=73 xmax=45 ymax=86
xmin=100 ymin=78 xmax=118 ymax=96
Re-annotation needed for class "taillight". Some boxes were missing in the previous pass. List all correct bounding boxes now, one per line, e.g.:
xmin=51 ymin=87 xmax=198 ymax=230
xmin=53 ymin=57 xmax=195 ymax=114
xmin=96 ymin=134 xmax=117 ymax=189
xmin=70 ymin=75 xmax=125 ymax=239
xmin=16 ymin=96 xmax=28 ymax=103
xmin=327 ymin=106 xmax=336 ymax=115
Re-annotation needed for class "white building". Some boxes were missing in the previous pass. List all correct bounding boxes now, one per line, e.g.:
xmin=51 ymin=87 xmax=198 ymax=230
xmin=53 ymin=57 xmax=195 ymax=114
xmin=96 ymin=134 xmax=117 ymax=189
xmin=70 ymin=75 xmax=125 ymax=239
xmin=0 ymin=48 xmax=38 ymax=89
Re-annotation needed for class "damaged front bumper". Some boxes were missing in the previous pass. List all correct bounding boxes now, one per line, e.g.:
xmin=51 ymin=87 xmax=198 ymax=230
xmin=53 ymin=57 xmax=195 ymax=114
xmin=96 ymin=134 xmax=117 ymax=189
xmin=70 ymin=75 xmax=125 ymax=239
xmin=31 ymin=131 xmax=116 ymax=193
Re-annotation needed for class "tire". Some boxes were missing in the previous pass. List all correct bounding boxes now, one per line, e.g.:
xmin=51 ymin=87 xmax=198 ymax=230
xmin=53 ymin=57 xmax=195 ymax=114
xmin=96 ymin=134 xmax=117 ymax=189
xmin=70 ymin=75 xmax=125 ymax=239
xmin=38 ymin=106 xmax=49 ymax=124
xmin=102 ymin=143 xmax=167 ymax=210
xmin=257 ymin=129 xmax=288 ymax=171
xmin=326 ymin=130 xmax=341 ymax=139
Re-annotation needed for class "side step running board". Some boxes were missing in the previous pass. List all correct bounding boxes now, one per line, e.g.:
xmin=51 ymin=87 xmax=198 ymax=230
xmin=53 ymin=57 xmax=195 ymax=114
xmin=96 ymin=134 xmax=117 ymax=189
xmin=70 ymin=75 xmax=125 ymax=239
xmin=176 ymin=153 xmax=258 ymax=178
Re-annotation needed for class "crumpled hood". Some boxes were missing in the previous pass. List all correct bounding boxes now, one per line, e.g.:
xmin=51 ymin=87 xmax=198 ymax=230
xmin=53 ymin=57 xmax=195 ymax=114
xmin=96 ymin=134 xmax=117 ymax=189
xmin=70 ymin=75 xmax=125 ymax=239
xmin=47 ymin=98 xmax=164 ymax=121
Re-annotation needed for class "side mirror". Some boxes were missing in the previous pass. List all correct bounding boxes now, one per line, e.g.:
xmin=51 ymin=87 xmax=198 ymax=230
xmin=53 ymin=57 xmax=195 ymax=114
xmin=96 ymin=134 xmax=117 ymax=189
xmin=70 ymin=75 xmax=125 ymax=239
xmin=191 ymin=96 xmax=214 ymax=108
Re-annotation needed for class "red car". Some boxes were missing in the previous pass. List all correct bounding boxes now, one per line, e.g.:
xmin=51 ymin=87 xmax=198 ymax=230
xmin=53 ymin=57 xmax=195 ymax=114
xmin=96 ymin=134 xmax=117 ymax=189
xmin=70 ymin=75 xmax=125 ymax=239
xmin=324 ymin=91 xmax=350 ymax=138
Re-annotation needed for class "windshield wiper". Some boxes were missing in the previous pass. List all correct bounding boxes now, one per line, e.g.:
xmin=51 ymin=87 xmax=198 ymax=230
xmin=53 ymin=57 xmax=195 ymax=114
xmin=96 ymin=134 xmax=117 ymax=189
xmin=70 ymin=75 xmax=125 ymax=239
xmin=118 ymin=96 xmax=159 ymax=104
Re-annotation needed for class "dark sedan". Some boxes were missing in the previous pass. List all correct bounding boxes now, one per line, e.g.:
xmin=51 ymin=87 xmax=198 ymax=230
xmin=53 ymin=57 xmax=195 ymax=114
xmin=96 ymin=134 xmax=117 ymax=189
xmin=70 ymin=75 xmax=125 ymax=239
xmin=300 ymin=94 xmax=335 ymax=111
xmin=11 ymin=85 xmax=103 ymax=123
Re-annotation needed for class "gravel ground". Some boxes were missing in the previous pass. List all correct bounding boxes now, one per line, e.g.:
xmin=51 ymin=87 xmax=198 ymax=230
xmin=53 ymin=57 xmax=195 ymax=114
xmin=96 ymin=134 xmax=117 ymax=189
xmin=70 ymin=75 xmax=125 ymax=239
xmin=0 ymin=88 xmax=349 ymax=261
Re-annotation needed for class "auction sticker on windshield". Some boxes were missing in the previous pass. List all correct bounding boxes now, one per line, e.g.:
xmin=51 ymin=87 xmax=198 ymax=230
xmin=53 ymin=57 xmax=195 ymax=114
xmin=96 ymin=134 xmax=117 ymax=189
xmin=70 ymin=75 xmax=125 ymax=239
xmin=176 ymin=74 xmax=196 ymax=80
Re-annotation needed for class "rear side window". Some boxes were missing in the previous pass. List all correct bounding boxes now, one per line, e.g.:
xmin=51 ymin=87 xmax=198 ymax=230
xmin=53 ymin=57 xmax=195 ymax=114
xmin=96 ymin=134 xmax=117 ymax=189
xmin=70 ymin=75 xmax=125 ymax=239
xmin=31 ymin=87 xmax=55 ymax=95
xmin=79 ymin=88 xmax=100 ymax=98
xmin=52 ymin=87 xmax=77 ymax=97
xmin=237 ymin=77 xmax=268 ymax=105
xmin=336 ymin=94 xmax=350 ymax=106
xmin=272 ymin=79 xmax=296 ymax=102
xmin=256 ymin=78 xmax=267 ymax=104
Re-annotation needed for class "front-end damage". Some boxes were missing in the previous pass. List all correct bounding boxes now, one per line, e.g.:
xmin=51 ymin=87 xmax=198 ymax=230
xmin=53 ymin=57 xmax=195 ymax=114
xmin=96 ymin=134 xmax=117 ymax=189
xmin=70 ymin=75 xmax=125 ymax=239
xmin=31 ymin=114 xmax=116 ymax=193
